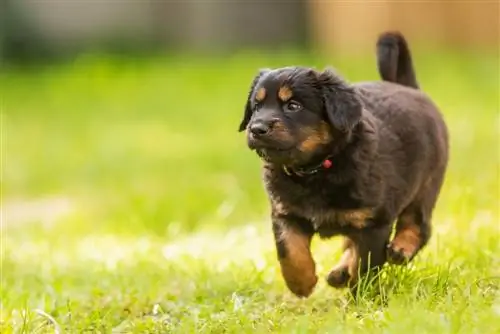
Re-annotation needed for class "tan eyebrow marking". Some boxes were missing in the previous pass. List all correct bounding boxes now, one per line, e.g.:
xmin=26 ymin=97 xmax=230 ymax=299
xmin=278 ymin=85 xmax=293 ymax=102
xmin=255 ymin=87 xmax=266 ymax=102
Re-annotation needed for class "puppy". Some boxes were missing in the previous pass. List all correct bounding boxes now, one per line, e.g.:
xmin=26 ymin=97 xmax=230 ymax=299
xmin=237 ymin=31 xmax=449 ymax=298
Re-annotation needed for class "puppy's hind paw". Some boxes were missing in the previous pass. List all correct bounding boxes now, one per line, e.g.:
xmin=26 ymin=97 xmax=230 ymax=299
xmin=386 ymin=242 xmax=413 ymax=265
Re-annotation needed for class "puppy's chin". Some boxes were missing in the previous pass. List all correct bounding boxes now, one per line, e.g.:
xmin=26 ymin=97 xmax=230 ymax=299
xmin=256 ymin=140 xmax=335 ymax=168
xmin=255 ymin=147 xmax=294 ymax=165
xmin=247 ymin=134 xmax=294 ymax=150
xmin=247 ymin=134 xmax=302 ymax=165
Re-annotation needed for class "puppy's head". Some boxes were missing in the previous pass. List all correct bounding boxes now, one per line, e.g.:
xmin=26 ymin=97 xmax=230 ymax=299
xmin=238 ymin=66 xmax=363 ymax=166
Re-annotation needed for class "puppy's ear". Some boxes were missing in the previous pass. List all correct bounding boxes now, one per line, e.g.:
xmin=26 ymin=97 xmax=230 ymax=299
xmin=238 ymin=68 xmax=271 ymax=132
xmin=318 ymin=68 xmax=363 ymax=132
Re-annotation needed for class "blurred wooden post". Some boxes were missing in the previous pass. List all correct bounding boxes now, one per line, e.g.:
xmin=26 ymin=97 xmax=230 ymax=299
xmin=443 ymin=1 xmax=500 ymax=50
xmin=308 ymin=0 xmax=392 ymax=55
xmin=308 ymin=0 xmax=499 ymax=56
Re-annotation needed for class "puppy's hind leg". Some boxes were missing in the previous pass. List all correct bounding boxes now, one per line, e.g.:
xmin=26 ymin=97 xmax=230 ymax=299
xmin=387 ymin=175 xmax=445 ymax=265
xmin=387 ymin=207 xmax=428 ymax=265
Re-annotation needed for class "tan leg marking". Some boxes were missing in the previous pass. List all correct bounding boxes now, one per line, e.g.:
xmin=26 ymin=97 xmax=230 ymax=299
xmin=388 ymin=213 xmax=422 ymax=264
xmin=277 ymin=225 xmax=318 ymax=297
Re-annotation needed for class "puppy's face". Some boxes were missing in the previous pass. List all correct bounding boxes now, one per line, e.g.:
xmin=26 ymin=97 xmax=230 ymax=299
xmin=238 ymin=67 xmax=363 ymax=166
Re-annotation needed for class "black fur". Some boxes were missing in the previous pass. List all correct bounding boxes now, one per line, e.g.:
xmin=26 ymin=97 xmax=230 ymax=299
xmin=239 ymin=68 xmax=271 ymax=132
xmin=319 ymin=68 xmax=363 ymax=132
xmin=238 ymin=31 xmax=449 ymax=298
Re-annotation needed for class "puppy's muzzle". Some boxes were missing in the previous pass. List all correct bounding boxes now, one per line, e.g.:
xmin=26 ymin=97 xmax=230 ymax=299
xmin=249 ymin=119 xmax=277 ymax=137
xmin=247 ymin=116 xmax=294 ymax=155
xmin=248 ymin=119 xmax=279 ymax=148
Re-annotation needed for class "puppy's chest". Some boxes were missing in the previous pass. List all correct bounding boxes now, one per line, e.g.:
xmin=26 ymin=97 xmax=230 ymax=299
xmin=267 ymin=176 xmax=375 ymax=232
xmin=295 ymin=203 xmax=374 ymax=232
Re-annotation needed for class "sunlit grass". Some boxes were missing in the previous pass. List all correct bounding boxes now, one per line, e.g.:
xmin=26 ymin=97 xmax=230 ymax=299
xmin=1 ymin=49 xmax=499 ymax=333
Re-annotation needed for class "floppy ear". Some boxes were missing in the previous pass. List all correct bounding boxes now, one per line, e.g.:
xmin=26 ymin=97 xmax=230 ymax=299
xmin=318 ymin=68 xmax=363 ymax=132
xmin=238 ymin=68 xmax=271 ymax=132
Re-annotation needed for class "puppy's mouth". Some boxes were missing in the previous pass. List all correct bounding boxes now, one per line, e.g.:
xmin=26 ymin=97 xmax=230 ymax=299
xmin=247 ymin=133 xmax=292 ymax=149
xmin=255 ymin=147 xmax=292 ymax=162
xmin=249 ymin=141 xmax=291 ymax=152
xmin=246 ymin=131 xmax=298 ymax=164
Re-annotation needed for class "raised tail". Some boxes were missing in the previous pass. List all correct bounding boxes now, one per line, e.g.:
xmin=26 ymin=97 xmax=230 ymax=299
xmin=376 ymin=31 xmax=419 ymax=89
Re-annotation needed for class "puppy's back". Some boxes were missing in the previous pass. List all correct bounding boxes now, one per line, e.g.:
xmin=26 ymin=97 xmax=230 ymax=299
xmin=355 ymin=81 xmax=438 ymax=122
xmin=355 ymin=81 xmax=448 ymax=179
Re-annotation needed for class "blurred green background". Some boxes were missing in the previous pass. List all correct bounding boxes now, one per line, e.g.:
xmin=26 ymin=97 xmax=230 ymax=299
xmin=3 ymin=50 xmax=499 ymax=236
xmin=2 ymin=0 xmax=498 ymax=237
xmin=1 ymin=1 xmax=499 ymax=332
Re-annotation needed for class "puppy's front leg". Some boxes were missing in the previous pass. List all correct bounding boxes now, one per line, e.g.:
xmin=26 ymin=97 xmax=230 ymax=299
xmin=272 ymin=214 xmax=317 ymax=298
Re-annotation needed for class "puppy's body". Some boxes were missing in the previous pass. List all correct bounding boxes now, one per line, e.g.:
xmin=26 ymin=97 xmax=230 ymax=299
xmin=267 ymin=81 xmax=447 ymax=234
xmin=238 ymin=32 xmax=448 ymax=297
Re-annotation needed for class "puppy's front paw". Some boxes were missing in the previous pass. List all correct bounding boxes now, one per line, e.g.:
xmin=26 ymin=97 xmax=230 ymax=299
xmin=284 ymin=273 xmax=318 ymax=298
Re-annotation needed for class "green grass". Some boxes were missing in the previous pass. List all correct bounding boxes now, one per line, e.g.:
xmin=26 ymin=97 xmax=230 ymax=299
xmin=1 ymin=49 xmax=499 ymax=333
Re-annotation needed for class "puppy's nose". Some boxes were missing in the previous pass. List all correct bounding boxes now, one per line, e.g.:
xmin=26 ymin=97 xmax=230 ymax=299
xmin=250 ymin=123 xmax=270 ymax=136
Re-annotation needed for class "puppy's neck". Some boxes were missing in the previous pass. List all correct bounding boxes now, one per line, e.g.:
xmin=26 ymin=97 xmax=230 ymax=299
xmin=278 ymin=116 xmax=377 ymax=179
xmin=283 ymin=155 xmax=334 ymax=177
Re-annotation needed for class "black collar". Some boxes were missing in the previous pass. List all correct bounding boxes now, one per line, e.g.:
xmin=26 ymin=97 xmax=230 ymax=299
xmin=282 ymin=156 xmax=333 ymax=177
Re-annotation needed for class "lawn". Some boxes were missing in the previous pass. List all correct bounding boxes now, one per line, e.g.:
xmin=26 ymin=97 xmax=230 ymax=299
xmin=1 ymin=48 xmax=499 ymax=333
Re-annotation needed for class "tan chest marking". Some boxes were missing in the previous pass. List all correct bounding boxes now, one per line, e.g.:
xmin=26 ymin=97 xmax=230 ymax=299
xmin=273 ymin=201 xmax=373 ymax=230
xmin=308 ymin=208 xmax=373 ymax=229
xmin=335 ymin=208 xmax=374 ymax=229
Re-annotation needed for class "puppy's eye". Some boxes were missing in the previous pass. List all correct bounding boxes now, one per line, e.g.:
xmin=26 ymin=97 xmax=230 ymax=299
xmin=285 ymin=101 xmax=302 ymax=112
xmin=253 ymin=102 xmax=261 ymax=111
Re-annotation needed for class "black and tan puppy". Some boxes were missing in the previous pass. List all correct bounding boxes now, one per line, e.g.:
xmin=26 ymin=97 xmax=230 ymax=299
xmin=238 ymin=31 xmax=449 ymax=298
